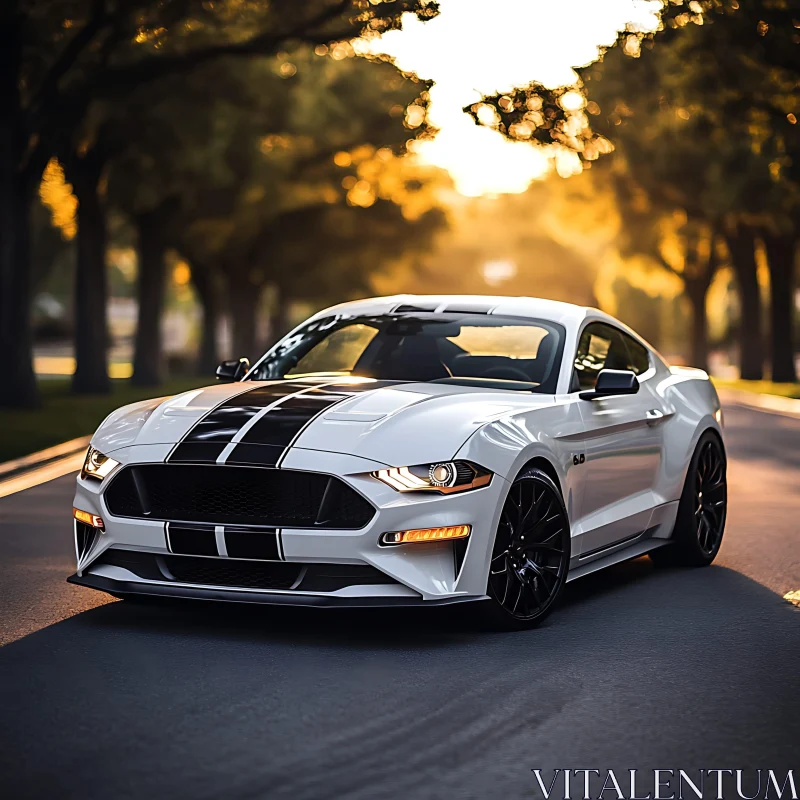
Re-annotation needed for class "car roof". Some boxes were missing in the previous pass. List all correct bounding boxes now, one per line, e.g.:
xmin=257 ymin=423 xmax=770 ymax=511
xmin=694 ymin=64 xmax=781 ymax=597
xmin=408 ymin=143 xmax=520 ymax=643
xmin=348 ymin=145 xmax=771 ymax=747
xmin=311 ymin=295 xmax=619 ymax=331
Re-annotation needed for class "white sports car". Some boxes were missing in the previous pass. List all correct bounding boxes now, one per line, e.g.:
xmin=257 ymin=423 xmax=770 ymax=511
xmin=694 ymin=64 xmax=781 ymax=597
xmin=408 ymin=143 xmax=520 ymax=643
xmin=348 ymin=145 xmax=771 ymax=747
xmin=70 ymin=295 xmax=727 ymax=629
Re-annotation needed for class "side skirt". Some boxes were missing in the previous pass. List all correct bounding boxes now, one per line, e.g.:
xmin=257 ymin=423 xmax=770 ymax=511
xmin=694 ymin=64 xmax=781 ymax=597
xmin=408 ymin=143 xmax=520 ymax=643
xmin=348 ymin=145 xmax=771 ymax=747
xmin=566 ymin=537 xmax=670 ymax=583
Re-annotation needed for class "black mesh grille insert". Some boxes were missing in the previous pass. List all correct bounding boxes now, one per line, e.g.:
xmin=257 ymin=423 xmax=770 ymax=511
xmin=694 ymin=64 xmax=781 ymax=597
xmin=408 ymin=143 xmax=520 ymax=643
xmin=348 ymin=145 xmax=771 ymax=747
xmin=92 ymin=549 xmax=398 ymax=593
xmin=105 ymin=465 xmax=375 ymax=529
xmin=164 ymin=555 xmax=300 ymax=590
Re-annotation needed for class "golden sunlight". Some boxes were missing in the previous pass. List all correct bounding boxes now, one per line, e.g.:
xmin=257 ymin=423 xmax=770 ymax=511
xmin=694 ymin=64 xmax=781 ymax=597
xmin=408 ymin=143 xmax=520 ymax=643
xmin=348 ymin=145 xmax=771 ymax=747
xmin=376 ymin=0 xmax=661 ymax=196
xmin=39 ymin=158 xmax=78 ymax=240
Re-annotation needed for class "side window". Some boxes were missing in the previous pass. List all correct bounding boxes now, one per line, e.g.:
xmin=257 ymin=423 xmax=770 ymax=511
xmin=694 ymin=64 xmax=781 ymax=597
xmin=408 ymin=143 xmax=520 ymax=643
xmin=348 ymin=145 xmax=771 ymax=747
xmin=620 ymin=332 xmax=651 ymax=375
xmin=573 ymin=323 xmax=633 ymax=391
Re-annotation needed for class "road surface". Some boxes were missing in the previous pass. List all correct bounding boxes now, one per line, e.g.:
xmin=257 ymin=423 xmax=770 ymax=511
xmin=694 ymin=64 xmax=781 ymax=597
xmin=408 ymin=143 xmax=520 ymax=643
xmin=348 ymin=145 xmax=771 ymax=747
xmin=0 ymin=403 xmax=798 ymax=799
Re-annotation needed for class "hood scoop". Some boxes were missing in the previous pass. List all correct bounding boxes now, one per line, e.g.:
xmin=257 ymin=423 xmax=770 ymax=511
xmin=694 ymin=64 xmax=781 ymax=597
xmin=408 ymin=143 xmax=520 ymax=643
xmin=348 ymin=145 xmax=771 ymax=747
xmin=322 ymin=387 xmax=431 ymax=423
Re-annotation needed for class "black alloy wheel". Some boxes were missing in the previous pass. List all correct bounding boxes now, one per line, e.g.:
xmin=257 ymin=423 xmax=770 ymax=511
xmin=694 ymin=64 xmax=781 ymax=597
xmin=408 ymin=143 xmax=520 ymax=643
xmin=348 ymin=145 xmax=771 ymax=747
xmin=651 ymin=430 xmax=727 ymax=567
xmin=693 ymin=438 xmax=727 ymax=557
xmin=482 ymin=467 xmax=570 ymax=630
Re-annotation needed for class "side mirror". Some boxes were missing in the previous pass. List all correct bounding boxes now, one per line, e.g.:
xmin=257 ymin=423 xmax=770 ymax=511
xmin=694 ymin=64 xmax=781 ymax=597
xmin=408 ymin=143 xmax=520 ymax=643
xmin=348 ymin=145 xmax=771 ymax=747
xmin=216 ymin=357 xmax=250 ymax=383
xmin=579 ymin=369 xmax=639 ymax=400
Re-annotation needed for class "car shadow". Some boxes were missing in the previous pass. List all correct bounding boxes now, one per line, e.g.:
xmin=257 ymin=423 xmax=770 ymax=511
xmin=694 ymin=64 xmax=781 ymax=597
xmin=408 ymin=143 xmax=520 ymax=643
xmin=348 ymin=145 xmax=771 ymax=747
xmin=29 ymin=554 xmax=664 ymax=649
xmin=5 ymin=553 xmax=785 ymax=648
xmin=1 ymin=558 xmax=798 ymax=800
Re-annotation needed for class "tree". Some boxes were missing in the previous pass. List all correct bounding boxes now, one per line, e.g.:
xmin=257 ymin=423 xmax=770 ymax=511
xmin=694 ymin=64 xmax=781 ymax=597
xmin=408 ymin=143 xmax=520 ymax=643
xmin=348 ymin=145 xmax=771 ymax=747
xmin=160 ymin=47 xmax=443 ymax=364
xmin=468 ymin=0 xmax=799 ymax=380
xmin=105 ymin=58 xmax=287 ymax=385
xmin=658 ymin=1 xmax=799 ymax=381
xmin=611 ymin=174 xmax=721 ymax=371
xmin=254 ymin=199 xmax=446 ymax=338
xmin=1 ymin=0 xmax=439 ymax=405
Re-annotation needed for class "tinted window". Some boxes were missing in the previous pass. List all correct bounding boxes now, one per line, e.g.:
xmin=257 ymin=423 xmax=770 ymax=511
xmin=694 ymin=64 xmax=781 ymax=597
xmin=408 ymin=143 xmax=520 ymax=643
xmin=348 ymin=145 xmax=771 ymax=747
xmin=573 ymin=322 xmax=648 ymax=391
xmin=621 ymin=332 xmax=650 ymax=375
xmin=249 ymin=313 xmax=566 ymax=393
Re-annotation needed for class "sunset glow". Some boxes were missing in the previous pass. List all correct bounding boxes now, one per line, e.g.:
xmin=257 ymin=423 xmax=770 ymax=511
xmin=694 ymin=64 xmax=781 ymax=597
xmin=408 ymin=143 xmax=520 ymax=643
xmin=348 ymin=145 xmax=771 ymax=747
xmin=377 ymin=0 xmax=662 ymax=196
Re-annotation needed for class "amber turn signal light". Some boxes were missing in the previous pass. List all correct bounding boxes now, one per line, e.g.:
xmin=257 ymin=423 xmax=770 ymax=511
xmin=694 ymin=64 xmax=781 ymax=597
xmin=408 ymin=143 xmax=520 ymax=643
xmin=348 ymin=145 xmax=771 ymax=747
xmin=380 ymin=524 xmax=471 ymax=546
xmin=73 ymin=507 xmax=105 ymax=530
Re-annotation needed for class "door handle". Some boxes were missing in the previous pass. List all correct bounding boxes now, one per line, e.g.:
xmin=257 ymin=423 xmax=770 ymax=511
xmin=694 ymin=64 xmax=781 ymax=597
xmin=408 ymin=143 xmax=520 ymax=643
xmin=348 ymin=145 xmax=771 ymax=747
xmin=645 ymin=408 xmax=665 ymax=424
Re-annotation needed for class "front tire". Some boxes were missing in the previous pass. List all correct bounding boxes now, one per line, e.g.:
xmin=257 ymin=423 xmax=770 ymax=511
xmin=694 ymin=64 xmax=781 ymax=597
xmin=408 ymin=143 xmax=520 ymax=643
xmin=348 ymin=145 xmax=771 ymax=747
xmin=650 ymin=430 xmax=727 ymax=567
xmin=479 ymin=467 xmax=571 ymax=630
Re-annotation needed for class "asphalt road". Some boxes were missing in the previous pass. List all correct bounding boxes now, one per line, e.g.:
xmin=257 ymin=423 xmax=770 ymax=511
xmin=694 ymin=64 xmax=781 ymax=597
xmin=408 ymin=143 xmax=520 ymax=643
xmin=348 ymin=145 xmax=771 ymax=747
xmin=0 ymin=403 xmax=798 ymax=800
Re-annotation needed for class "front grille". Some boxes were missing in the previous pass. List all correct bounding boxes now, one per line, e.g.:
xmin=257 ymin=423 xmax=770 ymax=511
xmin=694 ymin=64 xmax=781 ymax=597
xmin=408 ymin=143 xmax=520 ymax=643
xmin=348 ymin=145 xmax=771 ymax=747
xmin=164 ymin=555 xmax=300 ymax=590
xmin=104 ymin=465 xmax=375 ymax=529
xmin=94 ymin=549 xmax=397 ymax=593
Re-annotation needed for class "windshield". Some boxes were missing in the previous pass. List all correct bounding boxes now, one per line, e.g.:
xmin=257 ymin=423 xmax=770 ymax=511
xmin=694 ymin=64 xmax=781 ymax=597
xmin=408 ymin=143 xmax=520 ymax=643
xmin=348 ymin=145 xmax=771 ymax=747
xmin=248 ymin=313 xmax=565 ymax=393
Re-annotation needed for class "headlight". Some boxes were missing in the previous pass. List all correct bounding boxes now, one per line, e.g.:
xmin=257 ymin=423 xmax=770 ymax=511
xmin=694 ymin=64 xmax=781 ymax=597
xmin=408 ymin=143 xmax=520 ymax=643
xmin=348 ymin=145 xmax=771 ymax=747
xmin=373 ymin=461 xmax=491 ymax=494
xmin=80 ymin=447 xmax=119 ymax=482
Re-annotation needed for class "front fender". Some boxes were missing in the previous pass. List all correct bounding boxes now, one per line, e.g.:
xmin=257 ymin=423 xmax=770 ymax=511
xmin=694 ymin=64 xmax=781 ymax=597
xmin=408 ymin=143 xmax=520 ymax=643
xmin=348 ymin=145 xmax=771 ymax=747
xmin=453 ymin=397 xmax=585 ymax=525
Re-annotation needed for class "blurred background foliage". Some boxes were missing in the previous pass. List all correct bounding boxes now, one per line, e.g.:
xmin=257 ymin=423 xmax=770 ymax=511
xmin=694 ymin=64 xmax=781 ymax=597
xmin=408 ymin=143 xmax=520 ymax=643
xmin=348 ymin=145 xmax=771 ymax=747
xmin=1 ymin=0 xmax=798 ymax=421
xmin=470 ymin=0 xmax=799 ymax=383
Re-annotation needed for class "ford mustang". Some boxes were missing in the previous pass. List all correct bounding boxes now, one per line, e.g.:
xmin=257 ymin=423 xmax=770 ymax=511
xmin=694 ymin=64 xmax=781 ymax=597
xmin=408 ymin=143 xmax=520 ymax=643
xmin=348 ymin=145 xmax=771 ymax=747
xmin=69 ymin=295 xmax=727 ymax=629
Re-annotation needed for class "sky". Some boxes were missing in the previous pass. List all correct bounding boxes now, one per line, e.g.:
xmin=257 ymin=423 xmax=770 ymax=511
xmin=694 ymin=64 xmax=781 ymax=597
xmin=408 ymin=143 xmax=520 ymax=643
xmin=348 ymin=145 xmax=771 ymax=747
xmin=376 ymin=0 xmax=662 ymax=196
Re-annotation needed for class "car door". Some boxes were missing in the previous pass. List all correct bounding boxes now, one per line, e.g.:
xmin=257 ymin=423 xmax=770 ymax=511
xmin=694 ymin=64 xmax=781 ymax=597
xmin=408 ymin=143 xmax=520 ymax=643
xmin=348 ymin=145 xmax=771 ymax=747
xmin=572 ymin=322 xmax=669 ymax=557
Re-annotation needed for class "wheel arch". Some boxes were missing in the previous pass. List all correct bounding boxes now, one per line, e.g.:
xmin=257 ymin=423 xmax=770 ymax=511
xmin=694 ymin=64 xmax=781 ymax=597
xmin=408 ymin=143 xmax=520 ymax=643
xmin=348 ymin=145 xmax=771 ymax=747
xmin=517 ymin=456 xmax=562 ymax=497
xmin=679 ymin=424 xmax=727 ymax=489
xmin=701 ymin=425 xmax=726 ymax=456
xmin=482 ymin=454 xmax=572 ymax=628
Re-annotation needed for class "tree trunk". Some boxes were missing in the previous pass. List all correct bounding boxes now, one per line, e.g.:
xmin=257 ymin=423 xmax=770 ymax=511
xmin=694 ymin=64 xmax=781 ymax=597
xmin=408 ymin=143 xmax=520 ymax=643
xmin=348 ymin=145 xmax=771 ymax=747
xmin=0 ymin=170 xmax=39 ymax=407
xmin=0 ymin=12 xmax=39 ymax=407
xmin=726 ymin=227 xmax=764 ymax=380
xmin=132 ymin=212 xmax=168 ymax=387
xmin=68 ymin=150 xmax=110 ymax=394
xmin=762 ymin=232 xmax=797 ymax=383
xmin=229 ymin=280 xmax=262 ymax=361
xmin=684 ymin=277 xmax=709 ymax=372
xmin=190 ymin=261 xmax=221 ymax=375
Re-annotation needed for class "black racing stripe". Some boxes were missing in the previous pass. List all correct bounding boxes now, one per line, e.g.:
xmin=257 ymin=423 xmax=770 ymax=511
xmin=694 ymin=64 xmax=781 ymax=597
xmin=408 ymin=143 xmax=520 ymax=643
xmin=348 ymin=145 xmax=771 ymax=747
xmin=239 ymin=392 xmax=348 ymax=446
xmin=169 ymin=442 xmax=228 ymax=463
xmin=167 ymin=380 xmax=320 ymax=463
xmin=181 ymin=383 xmax=313 ymax=443
xmin=224 ymin=443 xmax=286 ymax=468
xmin=224 ymin=527 xmax=280 ymax=561
xmin=166 ymin=522 xmax=218 ymax=557
xmin=229 ymin=381 xmax=403 ymax=466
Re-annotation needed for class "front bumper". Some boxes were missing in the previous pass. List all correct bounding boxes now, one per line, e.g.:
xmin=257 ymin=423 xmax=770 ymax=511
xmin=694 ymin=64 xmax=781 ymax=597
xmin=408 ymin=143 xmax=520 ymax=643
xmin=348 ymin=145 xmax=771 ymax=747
xmin=67 ymin=571 xmax=487 ymax=608
xmin=71 ymin=445 xmax=510 ymax=605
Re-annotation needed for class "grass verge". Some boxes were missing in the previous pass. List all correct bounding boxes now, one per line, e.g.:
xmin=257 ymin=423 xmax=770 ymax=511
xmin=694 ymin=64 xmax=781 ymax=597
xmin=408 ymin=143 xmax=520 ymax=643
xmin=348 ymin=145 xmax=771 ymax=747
xmin=711 ymin=377 xmax=800 ymax=400
xmin=0 ymin=377 xmax=207 ymax=463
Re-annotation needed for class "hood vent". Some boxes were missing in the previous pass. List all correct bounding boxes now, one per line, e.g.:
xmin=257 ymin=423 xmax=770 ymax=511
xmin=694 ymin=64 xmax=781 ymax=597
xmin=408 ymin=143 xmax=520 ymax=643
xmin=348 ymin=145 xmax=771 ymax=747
xmin=442 ymin=303 xmax=492 ymax=314
xmin=392 ymin=302 xmax=440 ymax=313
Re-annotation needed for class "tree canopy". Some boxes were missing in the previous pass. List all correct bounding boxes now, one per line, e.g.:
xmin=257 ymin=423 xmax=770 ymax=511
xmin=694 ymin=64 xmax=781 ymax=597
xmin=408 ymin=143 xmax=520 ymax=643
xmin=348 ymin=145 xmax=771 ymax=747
xmin=1 ymin=0 xmax=440 ymax=405
xmin=468 ymin=0 xmax=799 ymax=380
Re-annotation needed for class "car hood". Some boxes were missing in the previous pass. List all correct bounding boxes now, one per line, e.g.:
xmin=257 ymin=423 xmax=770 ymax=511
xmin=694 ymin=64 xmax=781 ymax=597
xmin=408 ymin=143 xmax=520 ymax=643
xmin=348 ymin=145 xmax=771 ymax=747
xmin=91 ymin=378 xmax=553 ymax=466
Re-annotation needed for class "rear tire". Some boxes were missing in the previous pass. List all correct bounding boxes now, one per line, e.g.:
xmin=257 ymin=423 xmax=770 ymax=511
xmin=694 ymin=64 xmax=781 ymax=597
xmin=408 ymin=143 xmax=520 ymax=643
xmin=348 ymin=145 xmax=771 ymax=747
xmin=478 ymin=467 xmax=571 ymax=631
xmin=650 ymin=431 xmax=727 ymax=568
